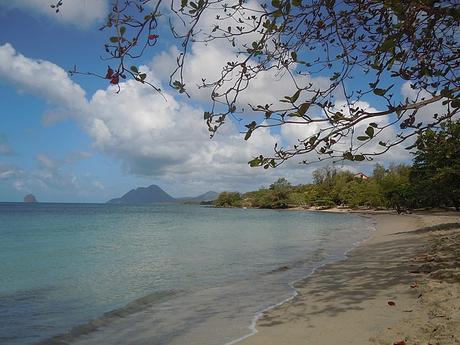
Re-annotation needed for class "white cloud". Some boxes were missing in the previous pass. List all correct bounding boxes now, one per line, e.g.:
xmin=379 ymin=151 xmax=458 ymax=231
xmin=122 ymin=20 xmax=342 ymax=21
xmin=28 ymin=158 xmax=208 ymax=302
xmin=0 ymin=164 xmax=20 ymax=180
xmin=1 ymin=0 xmax=108 ymax=28
xmin=0 ymin=42 xmax=415 ymax=197
xmin=0 ymin=43 xmax=88 ymax=113
xmin=84 ymin=75 xmax=281 ymax=190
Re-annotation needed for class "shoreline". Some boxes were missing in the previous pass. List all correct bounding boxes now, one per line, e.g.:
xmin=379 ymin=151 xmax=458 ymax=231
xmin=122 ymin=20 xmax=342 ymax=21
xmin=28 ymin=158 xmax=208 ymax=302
xmin=237 ymin=211 xmax=460 ymax=345
xmin=225 ymin=211 xmax=378 ymax=345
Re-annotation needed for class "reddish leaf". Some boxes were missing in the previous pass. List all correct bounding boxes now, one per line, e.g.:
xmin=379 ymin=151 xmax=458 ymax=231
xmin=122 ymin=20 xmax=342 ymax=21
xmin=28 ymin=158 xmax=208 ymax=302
xmin=110 ymin=75 xmax=119 ymax=84
xmin=105 ymin=67 xmax=114 ymax=79
xmin=148 ymin=34 xmax=159 ymax=40
xmin=388 ymin=301 xmax=396 ymax=306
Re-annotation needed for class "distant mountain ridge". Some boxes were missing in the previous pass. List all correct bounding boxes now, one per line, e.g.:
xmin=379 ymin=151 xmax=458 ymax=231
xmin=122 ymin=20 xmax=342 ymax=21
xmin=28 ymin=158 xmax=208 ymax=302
xmin=107 ymin=185 xmax=218 ymax=204
xmin=177 ymin=191 xmax=219 ymax=203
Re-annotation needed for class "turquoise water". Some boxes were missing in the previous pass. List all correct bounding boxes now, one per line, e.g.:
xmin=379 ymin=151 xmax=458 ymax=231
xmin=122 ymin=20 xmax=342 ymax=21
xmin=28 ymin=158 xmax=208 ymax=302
xmin=0 ymin=203 xmax=373 ymax=345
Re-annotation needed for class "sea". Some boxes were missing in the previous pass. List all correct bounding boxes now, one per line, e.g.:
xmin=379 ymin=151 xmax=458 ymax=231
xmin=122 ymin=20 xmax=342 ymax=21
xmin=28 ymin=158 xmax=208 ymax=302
xmin=0 ymin=202 xmax=374 ymax=345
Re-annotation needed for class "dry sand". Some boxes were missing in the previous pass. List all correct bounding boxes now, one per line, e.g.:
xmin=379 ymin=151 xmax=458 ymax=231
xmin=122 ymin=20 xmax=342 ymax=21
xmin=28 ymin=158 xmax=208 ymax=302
xmin=238 ymin=211 xmax=460 ymax=345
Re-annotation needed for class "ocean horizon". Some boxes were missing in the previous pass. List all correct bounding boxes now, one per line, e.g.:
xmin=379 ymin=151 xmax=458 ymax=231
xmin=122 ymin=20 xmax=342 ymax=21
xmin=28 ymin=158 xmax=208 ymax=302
xmin=0 ymin=202 xmax=374 ymax=345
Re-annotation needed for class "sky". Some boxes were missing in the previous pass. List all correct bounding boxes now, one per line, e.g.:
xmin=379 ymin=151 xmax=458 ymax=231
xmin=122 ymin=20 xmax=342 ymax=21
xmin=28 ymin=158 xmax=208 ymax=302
xmin=0 ymin=0 xmax=435 ymax=203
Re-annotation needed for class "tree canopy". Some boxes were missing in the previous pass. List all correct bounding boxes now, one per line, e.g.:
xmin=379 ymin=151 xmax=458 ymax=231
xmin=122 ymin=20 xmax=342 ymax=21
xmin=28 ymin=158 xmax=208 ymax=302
xmin=410 ymin=120 xmax=460 ymax=209
xmin=56 ymin=0 xmax=460 ymax=167
xmin=215 ymin=120 xmax=460 ymax=210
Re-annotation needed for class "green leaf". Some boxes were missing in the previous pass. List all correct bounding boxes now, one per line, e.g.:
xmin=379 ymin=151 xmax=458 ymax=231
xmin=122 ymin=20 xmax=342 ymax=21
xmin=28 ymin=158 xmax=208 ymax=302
xmin=248 ymin=157 xmax=260 ymax=167
xmin=451 ymin=99 xmax=460 ymax=108
xmin=354 ymin=154 xmax=365 ymax=161
xmin=379 ymin=38 xmax=395 ymax=52
xmin=120 ymin=26 xmax=126 ymax=35
xmin=130 ymin=65 xmax=139 ymax=73
xmin=330 ymin=72 xmax=340 ymax=81
xmin=109 ymin=36 xmax=120 ymax=43
xmin=290 ymin=89 xmax=301 ymax=103
xmin=369 ymin=122 xmax=378 ymax=128
xmin=291 ymin=51 xmax=297 ymax=61
xmin=373 ymin=88 xmax=387 ymax=96
xmin=343 ymin=152 xmax=353 ymax=160
xmin=365 ymin=126 xmax=375 ymax=138
xmin=271 ymin=0 xmax=280 ymax=7
xmin=357 ymin=136 xmax=369 ymax=141
xmin=292 ymin=0 xmax=301 ymax=6
xmin=379 ymin=141 xmax=387 ymax=146
xmin=139 ymin=73 xmax=147 ymax=80
xmin=298 ymin=102 xmax=310 ymax=116
xmin=308 ymin=136 xmax=317 ymax=145
xmin=244 ymin=129 xmax=253 ymax=141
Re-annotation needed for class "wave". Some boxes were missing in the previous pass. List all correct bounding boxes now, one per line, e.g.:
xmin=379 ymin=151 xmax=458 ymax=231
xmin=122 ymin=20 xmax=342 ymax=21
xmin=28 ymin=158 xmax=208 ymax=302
xmin=36 ymin=290 xmax=178 ymax=345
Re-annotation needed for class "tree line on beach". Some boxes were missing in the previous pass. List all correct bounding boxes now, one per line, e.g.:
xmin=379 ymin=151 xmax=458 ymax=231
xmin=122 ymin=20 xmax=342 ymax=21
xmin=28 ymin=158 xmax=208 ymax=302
xmin=215 ymin=120 xmax=460 ymax=212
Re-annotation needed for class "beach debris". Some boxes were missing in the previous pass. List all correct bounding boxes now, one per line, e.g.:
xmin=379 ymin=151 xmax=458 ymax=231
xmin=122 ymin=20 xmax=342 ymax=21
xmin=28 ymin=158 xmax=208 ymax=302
xmin=388 ymin=300 xmax=396 ymax=306
xmin=410 ymin=282 xmax=418 ymax=288
xmin=393 ymin=341 xmax=406 ymax=345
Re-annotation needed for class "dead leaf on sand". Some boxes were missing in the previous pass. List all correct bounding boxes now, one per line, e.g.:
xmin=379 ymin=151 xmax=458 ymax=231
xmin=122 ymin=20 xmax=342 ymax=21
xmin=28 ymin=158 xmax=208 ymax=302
xmin=393 ymin=341 xmax=406 ymax=345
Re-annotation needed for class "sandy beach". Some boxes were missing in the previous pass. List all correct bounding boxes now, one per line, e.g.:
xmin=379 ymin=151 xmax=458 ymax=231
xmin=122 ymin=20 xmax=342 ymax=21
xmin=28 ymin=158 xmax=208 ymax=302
xmin=238 ymin=211 xmax=460 ymax=345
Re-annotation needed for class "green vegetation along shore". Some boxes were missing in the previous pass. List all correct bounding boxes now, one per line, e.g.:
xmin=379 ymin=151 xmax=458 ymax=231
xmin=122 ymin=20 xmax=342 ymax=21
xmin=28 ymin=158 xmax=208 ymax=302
xmin=215 ymin=121 xmax=459 ymax=212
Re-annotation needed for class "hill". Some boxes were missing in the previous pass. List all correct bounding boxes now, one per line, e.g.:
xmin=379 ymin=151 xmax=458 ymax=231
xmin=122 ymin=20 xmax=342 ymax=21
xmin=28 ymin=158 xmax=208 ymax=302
xmin=107 ymin=185 xmax=175 ymax=204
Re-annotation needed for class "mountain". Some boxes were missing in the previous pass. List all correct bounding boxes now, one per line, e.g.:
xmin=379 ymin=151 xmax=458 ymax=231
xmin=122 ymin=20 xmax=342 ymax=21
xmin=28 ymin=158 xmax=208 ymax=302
xmin=107 ymin=185 xmax=175 ymax=204
xmin=177 ymin=191 xmax=219 ymax=203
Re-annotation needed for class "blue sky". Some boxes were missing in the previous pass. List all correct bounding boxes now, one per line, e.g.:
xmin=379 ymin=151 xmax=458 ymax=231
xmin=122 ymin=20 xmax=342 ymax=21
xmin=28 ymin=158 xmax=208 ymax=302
xmin=0 ymin=1 xmax=425 ymax=203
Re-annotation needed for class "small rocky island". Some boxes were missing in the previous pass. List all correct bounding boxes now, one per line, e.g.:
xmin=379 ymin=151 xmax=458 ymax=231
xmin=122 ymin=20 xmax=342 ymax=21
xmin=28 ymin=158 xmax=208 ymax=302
xmin=23 ymin=194 xmax=37 ymax=203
